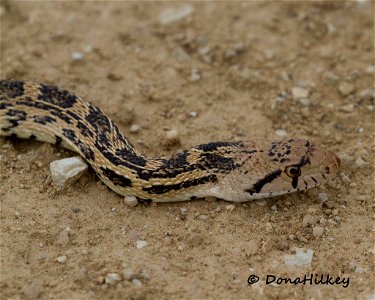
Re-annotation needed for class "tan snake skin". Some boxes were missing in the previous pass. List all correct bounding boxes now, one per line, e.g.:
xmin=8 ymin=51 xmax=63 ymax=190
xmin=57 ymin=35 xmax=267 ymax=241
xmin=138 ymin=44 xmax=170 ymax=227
xmin=0 ymin=80 xmax=340 ymax=202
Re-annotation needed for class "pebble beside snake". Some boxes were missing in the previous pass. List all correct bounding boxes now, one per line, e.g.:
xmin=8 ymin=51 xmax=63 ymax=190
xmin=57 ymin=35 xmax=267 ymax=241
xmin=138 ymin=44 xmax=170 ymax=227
xmin=0 ymin=80 xmax=341 ymax=202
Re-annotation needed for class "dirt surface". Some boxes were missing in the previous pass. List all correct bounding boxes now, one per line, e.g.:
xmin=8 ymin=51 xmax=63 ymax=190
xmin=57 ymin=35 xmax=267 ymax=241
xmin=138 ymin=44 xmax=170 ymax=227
xmin=1 ymin=1 xmax=374 ymax=299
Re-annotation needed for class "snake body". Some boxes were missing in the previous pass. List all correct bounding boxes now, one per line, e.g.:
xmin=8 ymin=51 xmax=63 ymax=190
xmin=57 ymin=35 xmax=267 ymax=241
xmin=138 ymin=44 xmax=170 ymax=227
xmin=0 ymin=80 xmax=340 ymax=202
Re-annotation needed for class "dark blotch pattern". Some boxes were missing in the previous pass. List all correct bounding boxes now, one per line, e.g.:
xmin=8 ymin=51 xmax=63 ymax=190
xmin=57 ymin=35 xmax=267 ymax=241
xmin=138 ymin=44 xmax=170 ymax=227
xmin=5 ymin=109 xmax=27 ymax=128
xmin=62 ymin=129 xmax=94 ymax=160
xmin=33 ymin=115 xmax=57 ymax=125
xmin=38 ymin=84 xmax=77 ymax=108
xmin=100 ymin=167 xmax=132 ymax=187
xmin=0 ymin=80 xmax=25 ymax=99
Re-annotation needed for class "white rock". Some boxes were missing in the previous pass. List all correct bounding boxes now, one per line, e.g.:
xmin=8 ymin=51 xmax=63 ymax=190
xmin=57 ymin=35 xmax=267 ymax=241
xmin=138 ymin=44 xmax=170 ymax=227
xmin=340 ymin=104 xmax=355 ymax=113
xmin=190 ymin=69 xmax=201 ymax=81
xmin=50 ymin=156 xmax=88 ymax=187
xmin=132 ymin=278 xmax=142 ymax=287
xmin=284 ymin=248 xmax=313 ymax=266
xmin=338 ymin=153 xmax=354 ymax=167
xmin=198 ymin=46 xmax=210 ymax=55
xmin=292 ymin=87 xmax=309 ymax=100
xmin=136 ymin=240 xmax=147 ymax=249
xmin=365 ymin=65 xmax=374 ymax=74
xmin=124 ymin=195 xmax=138 ymax=207
xmin=338 ymin=82 xmax=355 ymax=96
xmin=318 ymin=193 xmax=328 ymax=203
xmin=189 ymin=111 xmax=198 ymax=118
xmin=299 ymin=98 xmax=311 ymax=106
xmin=159 ymin=5 xmax=193 ymax=25
xmin=105 ymin=273 xmax=121 ymax=284
xmin=355 ymin=157 xmax=368 ymax=169
xmin=56 ymin=255 xmax=67 ymax=263
xmin=57 ymin=230 xmax=70 ymax=245
xmin=166 ymin=128 xmax=179 ymax=141
xmin=226 ymin=204 xmax=235 ymax=211
xmin=130 ymin=124 xmax=141 ymax=133
xmin=313 ymin=226 xmax=324 ymax=237
xmin=122 ymin=268 xmax=136 ymax=280
xmin=172 ymin=47 xmax=191 ymax=62
xmin=71 ymin=51 xmax=84 ymax=61
xmin=275 ymin=129 xmax=287 ymax=137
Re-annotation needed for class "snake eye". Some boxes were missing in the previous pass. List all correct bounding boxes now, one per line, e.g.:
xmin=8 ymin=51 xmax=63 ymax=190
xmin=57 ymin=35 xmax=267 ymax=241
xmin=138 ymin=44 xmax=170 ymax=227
xmin=285 ymin=165 xmax=301 ymax=178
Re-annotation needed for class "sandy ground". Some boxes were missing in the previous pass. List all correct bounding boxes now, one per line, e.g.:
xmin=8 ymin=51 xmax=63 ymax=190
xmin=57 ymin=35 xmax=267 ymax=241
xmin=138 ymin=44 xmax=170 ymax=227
xmin=0 ymin=1 xmax=374 ymax=299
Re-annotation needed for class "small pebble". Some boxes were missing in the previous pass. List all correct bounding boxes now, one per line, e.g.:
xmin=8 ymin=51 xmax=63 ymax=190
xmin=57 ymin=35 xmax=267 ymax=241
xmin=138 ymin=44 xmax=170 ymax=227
xmin=105 ymin=273 xmax=121 ymax=284
xmin=322 ymin=70 xmax=339 ymax=83
xmin=132 ymin=278 xmax=142 ymax=287
xmin=189 ymin=111 xmax=198 ymax=118
xmin=190 ymin=69 xmax=201 ymax=81
xmin=338 ymin=153 xmax=354 ymax=167
xmin=198 ymin=214 xmax=209 ymax=221
xmin=159 ymin=5 xmax=193 ymax=25
xmin=365 ymin=65 xmax=374 ymax=74
xmin=177 ymin=245 xmax=185 ymax=252
xmin=136 ymin=240 xmax=147 ymax=249
xmin=275 ymin=129 xmax=287 ymax=137
xmin=57 ymin=230 xmax=70 ymax=245
xmin=292 ymin=87 xmax=309 ymax=100
xmin=299 ymin=98 xmax=311 ymax=106
xmin=355 ymin=157 xmax=367 ymax=169
xmin=172 ymin=47 xmax=191 ymax=62
xmin=165 ymin=128 xmax=179 ymax=142
xmin=226 ymin=204 xmax=235 ymax=211
xmin=313 ymin=226 xmax=324 ymax=237
xmin=124 ymin=195 xmax=138 ymax=207
xmin=265 ymin=223 xmax=273 ymax=233
xmin=122 ymin=268 xmax=136 ymax=280
xmin=338 ymin=82 xmax=355 ymax=96
xmin=318 ymin=192 xmax=328 ymax=203
xmin=130 ymin=124 xmax=141 ymax=133
xmin=71 ymin=51 xmax=84 ymax=61
xmin=340 ymin=104 xmax=355 ymax=113
xmin=56 ymin=255 xmax=67 ymax=263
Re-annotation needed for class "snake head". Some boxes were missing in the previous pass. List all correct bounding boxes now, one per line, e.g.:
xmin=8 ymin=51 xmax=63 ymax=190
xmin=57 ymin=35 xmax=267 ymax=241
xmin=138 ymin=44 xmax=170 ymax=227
xmin=207 ymin=138 xmax=340 ymax=202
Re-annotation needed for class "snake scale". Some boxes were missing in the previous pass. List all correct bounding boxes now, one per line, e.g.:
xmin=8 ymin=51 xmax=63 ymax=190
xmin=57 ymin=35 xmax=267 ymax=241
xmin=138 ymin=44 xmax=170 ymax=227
xmin=0 ymin=79 xmax=340 ymax=202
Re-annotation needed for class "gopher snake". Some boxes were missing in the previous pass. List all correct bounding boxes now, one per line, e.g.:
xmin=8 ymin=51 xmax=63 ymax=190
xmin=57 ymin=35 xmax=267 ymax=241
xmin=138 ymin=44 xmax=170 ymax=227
xmin=0 ymin=80 xmax=340 ymax=202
